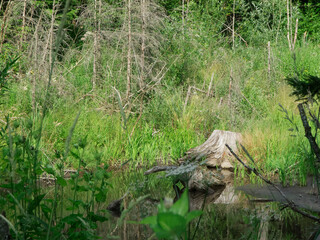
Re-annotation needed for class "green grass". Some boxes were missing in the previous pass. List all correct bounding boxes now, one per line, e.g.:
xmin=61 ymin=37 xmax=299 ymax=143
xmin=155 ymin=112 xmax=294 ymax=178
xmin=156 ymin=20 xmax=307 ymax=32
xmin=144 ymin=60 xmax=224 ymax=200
xmin=2 ymin=41 xmax=320 ymax=183
xmin=1 ymin=1 xmax=320 ymax=239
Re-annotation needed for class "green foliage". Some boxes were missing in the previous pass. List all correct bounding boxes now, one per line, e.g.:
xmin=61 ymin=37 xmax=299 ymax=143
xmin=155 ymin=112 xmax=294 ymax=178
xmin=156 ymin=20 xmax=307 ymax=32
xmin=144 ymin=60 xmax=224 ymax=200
xmin=240 ymin=0 xmax=288 ymax=44
xmin=299 ymin=2 xmax=320 ymax=42
xmin=0 ymin=57 xmax=19 ymax=97
xmin=0 ymin=115 xmax=110 ymax=239
xmin=2 ymin=0 xmax=320 ymax=237
xmin=141 ymin=190 xmax=202 ymax=240
xmin=286 ymin=74 xmax=320 ymax=102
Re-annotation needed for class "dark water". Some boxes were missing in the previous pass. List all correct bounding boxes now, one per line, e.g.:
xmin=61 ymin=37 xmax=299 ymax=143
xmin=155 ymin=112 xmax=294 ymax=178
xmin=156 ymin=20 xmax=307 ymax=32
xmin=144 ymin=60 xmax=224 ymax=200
xmin=98 ymin=171 xmax=319 ymax=240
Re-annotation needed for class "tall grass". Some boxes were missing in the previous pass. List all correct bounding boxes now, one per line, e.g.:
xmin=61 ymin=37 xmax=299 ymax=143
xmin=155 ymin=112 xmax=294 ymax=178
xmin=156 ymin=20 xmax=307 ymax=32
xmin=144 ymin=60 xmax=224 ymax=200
xmin=3 ymin=41 xmax=320 ymax=184
xmin=0 ymin=1 xmax=114 ymax=239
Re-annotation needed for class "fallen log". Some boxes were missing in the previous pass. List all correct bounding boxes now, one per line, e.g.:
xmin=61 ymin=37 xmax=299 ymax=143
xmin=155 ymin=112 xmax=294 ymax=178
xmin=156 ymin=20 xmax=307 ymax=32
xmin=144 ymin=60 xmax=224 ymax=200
xmin=144 ymin=166 xmax=177 ymax=175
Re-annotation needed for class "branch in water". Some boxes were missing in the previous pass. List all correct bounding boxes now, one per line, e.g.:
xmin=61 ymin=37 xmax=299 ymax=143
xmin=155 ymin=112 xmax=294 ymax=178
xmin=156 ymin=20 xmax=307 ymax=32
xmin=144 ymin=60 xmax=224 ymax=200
xmin=226 ymin=144 xmax=320 ymax=223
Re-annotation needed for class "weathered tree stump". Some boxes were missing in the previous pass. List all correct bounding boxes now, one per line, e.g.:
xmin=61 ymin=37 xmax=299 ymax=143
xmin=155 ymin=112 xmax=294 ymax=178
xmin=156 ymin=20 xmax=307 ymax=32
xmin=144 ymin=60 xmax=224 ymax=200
xmin=180 ymin=130 xmax=242 ymax=169
xmin=144 ymin=130 xmax=242 ymax=193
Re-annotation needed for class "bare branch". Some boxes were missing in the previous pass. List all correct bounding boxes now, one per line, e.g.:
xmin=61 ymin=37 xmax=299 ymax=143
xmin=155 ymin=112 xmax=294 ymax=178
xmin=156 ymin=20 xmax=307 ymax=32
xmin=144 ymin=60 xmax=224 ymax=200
xmin=226 ymin=144 xmax=320 ymax=223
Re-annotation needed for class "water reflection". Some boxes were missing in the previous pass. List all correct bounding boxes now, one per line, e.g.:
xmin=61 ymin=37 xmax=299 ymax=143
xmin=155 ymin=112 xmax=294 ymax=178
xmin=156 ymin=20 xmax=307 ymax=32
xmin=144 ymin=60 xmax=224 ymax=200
xmin=103 ymin=180 xmax=319 ymax=240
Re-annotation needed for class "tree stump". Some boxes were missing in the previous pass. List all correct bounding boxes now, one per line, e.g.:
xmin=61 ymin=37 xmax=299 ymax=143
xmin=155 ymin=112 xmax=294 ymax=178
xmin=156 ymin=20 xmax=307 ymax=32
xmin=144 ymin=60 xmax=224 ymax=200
xmin=144 ymin=130 xmax=242 ymax=193
xmin=180 ymin=130 xmax=242 ymax=169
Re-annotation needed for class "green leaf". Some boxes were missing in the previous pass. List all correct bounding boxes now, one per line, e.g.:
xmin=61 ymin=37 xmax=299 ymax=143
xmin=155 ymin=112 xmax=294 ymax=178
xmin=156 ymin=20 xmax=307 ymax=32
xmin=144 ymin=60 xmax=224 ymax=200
xmin=56 ymin=176 xmax=67 ymax=187
xmin=87 ymin=212 xmax=108 ymax=222
xmin=70 ymin=150 xmax=80 ymax=159
xmin=61 ymin=214 xmax=82 ymax=224
xmin=170 ymin=190 xmax=189 ymax=216
xmin=95 ymin=169 xmax=105 ymax=180
xmin=41 ymin=203 xmax=51 ymax=220
xmin=73 ymin=185 xmax=89 ymax=192
xmin=44 ymin=164 xmax=55 ymax=175
xmin=95 ymin=191 xmax=106 ymax=203
xmin=67 ymin=199 xmax=84 ymax=210
xmin=27 ymin=194 xmax=46 ymax=214
xmin=140 ymin=215 xmax=157 ymax=225
xmin=157 ymin=212 xmax=186 ymax=236
xmin=157 ymin=200 xmax=168 ymax=213
xmin=185 ymin=210 xmax=202 ymax=223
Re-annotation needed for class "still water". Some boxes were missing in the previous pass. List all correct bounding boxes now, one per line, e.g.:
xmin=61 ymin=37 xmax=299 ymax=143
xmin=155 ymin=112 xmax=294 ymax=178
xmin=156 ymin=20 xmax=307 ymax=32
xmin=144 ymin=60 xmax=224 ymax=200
xmin=96 ymin=170 xmax=319 ymax=240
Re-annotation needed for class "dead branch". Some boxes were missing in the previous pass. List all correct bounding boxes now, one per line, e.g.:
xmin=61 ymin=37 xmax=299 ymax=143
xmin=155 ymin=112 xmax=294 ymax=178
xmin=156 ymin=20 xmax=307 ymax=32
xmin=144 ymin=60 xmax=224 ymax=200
xmin=207 ymin=72 xmax=214 ymax=97
xmin=226 ymin=144 xmax=320 ymax=223
xmin=293 ymin=18 xmax=298 ymax=50
xmin=144 ymin=166 xmax=177 ymax=175
xmin=183 ymin=86 xmax=192 ymax=113
xmin=267 ymin=41 xmax=271 ymax=79
xmin=212 ymin=17 xmax=248 ymax=47
xmin=183 ymin=85 xmax=209 ymax=113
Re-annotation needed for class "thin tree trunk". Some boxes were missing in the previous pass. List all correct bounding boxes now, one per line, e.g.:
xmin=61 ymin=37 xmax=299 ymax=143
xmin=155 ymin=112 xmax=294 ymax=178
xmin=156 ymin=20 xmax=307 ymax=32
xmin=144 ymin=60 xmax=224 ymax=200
xmin=98 ymin=0 xmax=102 ymax=33
xmin=183 ymin=86 xmax=192 ymax=113
xmin=232 ymin=0 xmax=235 ymax=50
xmin=96 ymin=0 xmax=102 ymax=86
xmin=186 ymin=0 xmax=189 ymax=23
xmin=298 ymin=103 xmax=320 ymax=162
xmin=182 ymin=0 xmax=185 ymax=27
xmin=228 ymin=68 xmax=233 ymax=107
xmin=0 ymin=0 xmax=12 ymax=53
xmin=32 ymin=8 xmax=44 ymax=112
xmin=275 ymin=9 xmax=282 ymax=44
xmin=42 ymin=0 xmax=56 ymax=65
xmin=140 ymin=0 xmax=146 ymax=90
xmin=293 ymin=18 xmax=298 ymax=50
xmin=290 ymin=0 xmax=293 ymax=43
xmin=28 ymin=0 xmax=35 ymax=31
xmin=20 ymin=0 xmax=27 ymax=50
xmin=207 ymin=72 xmax=214 ymax=97
xmin=286 ymin=0 xmax=291 ymax=50
xmin=126 ymin=0 xmax=132 ymax=99
xmin=229 ymin=68 xmax=234 ymax=128
xmin=303 ymin=31 xmax=307 ymax=47
xmin=0 ymin=0 xmax=4 ymax=12
xmin=267 ymin=41 xmax=271 ymax=80
xmin=92 ymin=0 xmax=98 ymax=90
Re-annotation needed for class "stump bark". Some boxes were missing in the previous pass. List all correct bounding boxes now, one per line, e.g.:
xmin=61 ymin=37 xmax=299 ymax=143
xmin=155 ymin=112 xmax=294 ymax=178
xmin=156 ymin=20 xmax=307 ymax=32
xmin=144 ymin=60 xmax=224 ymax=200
xmin=180 ymin=130 xmax=242 ymax=169
xmin=144 ymin=130 xmax=242 ymax=192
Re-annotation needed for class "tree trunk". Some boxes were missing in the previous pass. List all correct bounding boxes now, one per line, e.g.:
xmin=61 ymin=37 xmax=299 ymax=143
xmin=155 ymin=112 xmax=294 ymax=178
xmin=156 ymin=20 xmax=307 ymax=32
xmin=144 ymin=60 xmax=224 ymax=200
xmin=20 ymin=0 xmax=27 ymax=50
xmin=31 ymin=8 xmax=44 ymax=113
xmin=182 ymin=0 xmax=185 ymax=27
xmin=140 ymin=0 xmax=146 ymax=90
xmin=0 ymin=0 xmax=12 ymax=53
xmin=232 ymin=0 xmax=235 ymax=50
xmin=298 ymin=103 xmax=320 ymax=162
xmin=92 ymin=0 xmax=98 ymax=90
xmin=42 ymin=0 xmax=57 ymax=66
xmin=286 ymin=0 xmax=291 ymax=50
xmin=0 ymin=0 xmax=4 ymax=12
xmin=126 ymin=0 xmax=132 ymax=99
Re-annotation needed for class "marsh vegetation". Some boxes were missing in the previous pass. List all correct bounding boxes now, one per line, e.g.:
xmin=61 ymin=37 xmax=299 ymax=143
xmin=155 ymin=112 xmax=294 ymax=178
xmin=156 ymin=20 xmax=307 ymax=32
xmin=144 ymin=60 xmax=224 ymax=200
xmin=0 ymin=0 xmax=320 ymax=239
